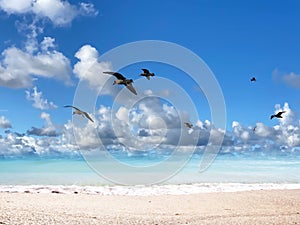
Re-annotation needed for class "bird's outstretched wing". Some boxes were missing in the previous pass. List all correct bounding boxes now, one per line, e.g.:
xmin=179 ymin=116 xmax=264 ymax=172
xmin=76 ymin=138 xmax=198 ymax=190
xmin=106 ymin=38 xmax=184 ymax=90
xmin=64 ymin=105 xmax=80 ymax=111
xmin=83 ymin=112 xmax=94 ymax=122
xmin=141 ymin=69 xmax=150 ymax=74
xmin=103 ymin=72 xmax=126 ymax=80
xmin=270 ymin=115 xmax=275 ymax=120
xmin=126 ymin=83 xmax=137 ymax=95
xmin=277 ymin=111 xmax=286 ymax=116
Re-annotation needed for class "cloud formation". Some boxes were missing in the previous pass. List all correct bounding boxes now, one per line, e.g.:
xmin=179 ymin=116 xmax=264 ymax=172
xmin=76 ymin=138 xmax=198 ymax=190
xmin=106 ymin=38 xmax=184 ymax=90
xmin=0 ymin=37 xmax=72 ymax=88
xmin=0 ymin=0 xmax=98 ymax=26
xmin=229 ymin=102 xmax=300 ymax=152
xmin=73 ymin=44 xmax=113 ymax=91
xmin=26 ymin=86 xmax=57 ymax=110
xmin=0 ymin=116 xmax=12 ymax=129
xmin=1 ymin=101 xmax=300 ymax=157
xmin=281 ymin=72 xmax=300 ymax=89
xmin=27 ymin=112 xmax=61 ymax=137
xmin=273 ymin=69 xmax=300 ymax=90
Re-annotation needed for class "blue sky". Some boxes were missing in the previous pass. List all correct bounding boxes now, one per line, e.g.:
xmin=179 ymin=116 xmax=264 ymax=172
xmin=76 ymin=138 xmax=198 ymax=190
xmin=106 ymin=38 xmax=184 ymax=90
xmin=0 ymin=0 xmax=300 ymax=156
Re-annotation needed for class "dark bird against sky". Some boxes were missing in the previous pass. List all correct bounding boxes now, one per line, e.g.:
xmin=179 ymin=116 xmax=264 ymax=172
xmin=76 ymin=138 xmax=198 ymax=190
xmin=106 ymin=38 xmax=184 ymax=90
xmin=64 ymin=105 xmax=94 ymax=122
xmin=140 ymin=69 xmax=155 ymax=80
xmin=184 ymin=122 xmax=193 ymax=129
xmin=270 ymin=111 xmax=286 ymax=120
xmin=103 ymin=72 xmax=137 ymax=95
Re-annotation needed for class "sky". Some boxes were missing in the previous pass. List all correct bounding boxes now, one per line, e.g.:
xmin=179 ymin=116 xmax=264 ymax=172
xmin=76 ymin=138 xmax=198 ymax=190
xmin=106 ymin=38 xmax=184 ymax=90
xmin=1 ymin=0 xmax=300 ymax=157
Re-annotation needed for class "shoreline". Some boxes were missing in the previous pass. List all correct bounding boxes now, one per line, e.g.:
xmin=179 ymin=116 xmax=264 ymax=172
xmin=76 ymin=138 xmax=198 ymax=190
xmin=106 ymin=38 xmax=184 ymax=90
xmin=1 ymin=183 xmax=300 ymax=195
xmin=1 ymin=189 xmax=300 ymax=224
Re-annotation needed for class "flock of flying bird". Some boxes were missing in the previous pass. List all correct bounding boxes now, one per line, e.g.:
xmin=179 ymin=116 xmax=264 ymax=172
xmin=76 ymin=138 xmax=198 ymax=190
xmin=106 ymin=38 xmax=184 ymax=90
xmin=64 ymin=69 xmax=155 ymax=122
xmin=183 ymin=76 xmax=286 ymax=130
xmin=250 ymin=77 xmax=286 ymax=120
xmin=64 ymin=72 xmax=287 ymax=131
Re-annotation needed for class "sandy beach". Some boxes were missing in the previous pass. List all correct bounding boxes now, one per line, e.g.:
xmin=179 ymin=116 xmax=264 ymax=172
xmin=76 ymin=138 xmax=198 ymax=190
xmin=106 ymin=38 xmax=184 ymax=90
xmin=0 ymin=189 xmax=299 ymax=225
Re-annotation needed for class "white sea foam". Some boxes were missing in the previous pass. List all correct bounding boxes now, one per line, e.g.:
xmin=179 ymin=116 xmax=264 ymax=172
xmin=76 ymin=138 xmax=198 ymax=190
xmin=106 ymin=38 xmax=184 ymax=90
xmin=1 ymin=183 xmax=300 ymax=196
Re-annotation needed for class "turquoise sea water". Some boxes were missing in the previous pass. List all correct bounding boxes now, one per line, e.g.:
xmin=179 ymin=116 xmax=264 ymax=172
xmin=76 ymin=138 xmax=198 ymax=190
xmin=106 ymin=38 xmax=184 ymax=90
xmin=1 ymin=151 xmax=300 ymax=186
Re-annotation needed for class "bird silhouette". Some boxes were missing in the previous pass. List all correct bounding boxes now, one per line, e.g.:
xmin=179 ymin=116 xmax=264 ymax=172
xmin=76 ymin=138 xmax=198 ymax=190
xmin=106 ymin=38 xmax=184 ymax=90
xmin=64 ymin=105 xmax=94 ymax=122
xmin=184 ymin=122 xmax=193 ymax=129
xmin=250 ymin=77 xmax=256 ymax=82
xmin=270 ymin=111 xmax=286 ymax=120
xmin=103 ymin=71 xmax=137 ymax=95
xmin=140 ymin=69 xmax=155 ymax=80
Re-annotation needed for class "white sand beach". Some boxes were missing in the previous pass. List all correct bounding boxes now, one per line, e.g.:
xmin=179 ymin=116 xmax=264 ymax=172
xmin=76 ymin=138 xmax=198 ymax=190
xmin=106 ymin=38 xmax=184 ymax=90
xmin=1 ymin=189 xmax=300 ymax=225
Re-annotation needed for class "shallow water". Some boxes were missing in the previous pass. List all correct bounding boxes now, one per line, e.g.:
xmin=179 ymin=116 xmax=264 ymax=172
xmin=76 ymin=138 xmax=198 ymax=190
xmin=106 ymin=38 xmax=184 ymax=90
xmin=1 ymin=151 xmax=300 ymax=187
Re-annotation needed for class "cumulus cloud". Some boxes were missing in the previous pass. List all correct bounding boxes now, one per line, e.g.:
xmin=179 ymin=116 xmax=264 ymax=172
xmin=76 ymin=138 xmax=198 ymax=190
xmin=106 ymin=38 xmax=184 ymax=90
xmin=0 ymin=116 xmax=12 ymax=129
xmin=0 ymin=0 xmax=98 ymax=26
xmin=73 ymin=45 xmax=113 ymax=91
xmin=274 ymin=102 xmax=297 ymax=126
xmin=26 ymin=86 xmax=57 ymax=110
xmin=68 ymin=97 xmax=208 ymax=150
xmin=0 ymin=37 xmax=72 ymax=88
xmin=2 ymin=101 xmax=300 ymax=157
xmin=0 ymin=1 xmax=97 ymax=90
xmin=27 ymin=112 xmax=60 ymax=137
xmin=229 ymin=102 xmax=300 ymax=151
xmin=0 ymin=129 xmax=79 ymax=156
xmin=0 ymin=0 xmax=32 ymax=14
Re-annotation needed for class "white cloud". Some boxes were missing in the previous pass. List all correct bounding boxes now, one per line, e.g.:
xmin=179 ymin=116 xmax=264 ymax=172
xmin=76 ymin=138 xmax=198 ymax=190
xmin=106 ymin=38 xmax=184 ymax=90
xmin=144 ymin=89 xmax=153 ymax=96
xmin=0 ymin=116 xmax=12 ymax=129
xmin=0 ymin=37 xmax=72 ymax=88
xmin=32 ymin=0 xmax=78 ymax=26
xmin=40 ymin=36 xmax=56 ymax=51
xmin=230 ymin=102 xmax=300 ymax=149
xmin=0 ymin=0 xmax=32 ymax=14
xmin=0 ymin=130 xmax=79 ymax=156
xmin=79 ymin=2 xmax=98 ymax=16
xmin=26 ymin=86 xmax=57 ymax=110
xmin=116 ymin=106 xmax=129 ymax=122
xmin=281 ymin=72 xmax=300 ymax=89
xmin=273 ymin=69 xmax=300 ymax=89
xmin=274 ymin=102 xmax=297 ymax=126
xmin=73 ymin=45 xmax=113 ymax=91
xmin=0 ymin=0 xmax=98 ymax=26
xmin=27 ymin=112 xmax=60 ymax=137
xmin=2 ymin=101 xmax=300 ymax=157
xmin=254 ymin=122 xmax=275 ymax=138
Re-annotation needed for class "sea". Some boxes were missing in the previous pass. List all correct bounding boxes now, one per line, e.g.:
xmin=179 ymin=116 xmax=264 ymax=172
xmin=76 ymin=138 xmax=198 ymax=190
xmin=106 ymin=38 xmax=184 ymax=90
xmin=1 ymin=150 xmax=300 ymax=195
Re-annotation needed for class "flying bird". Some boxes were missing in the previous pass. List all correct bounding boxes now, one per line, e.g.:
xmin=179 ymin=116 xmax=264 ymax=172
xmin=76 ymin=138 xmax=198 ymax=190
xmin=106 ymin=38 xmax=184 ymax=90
xmin=64 ymin=105 xmax=94 ymax=122
xmin=184 ymin=122 xmax=193 ymax=129
xmin=103 ymin=71 xmax=137 ymax=95
xmin=250 ymin=77 xmax=256 ymax=82
xmin=140 ymin=69 xmax=155 ymax=80
xmin=270 ymin=111 xmax=286 ymax=120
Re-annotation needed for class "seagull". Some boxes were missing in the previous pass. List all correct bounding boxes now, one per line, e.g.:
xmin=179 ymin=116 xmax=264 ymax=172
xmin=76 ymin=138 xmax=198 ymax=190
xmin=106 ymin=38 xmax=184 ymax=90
xmin=103 ymin=71 xmax=137 ymax=95
xmin=140 ymin=69 xmax=155 ymax=80
xmin=184 ymin=122 xmax=193 ymax=129
xmin=270 ymin=111 xmax=286 ymax=120
xmin=64 ymin=105 xmax=94 ymax=122
xmin=250 ymin=77 xmax=256 ymax=82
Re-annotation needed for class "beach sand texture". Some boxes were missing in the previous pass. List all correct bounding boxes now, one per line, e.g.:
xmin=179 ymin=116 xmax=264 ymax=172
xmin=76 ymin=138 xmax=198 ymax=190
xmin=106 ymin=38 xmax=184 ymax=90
xmin=1 ymin=189 xmax=300 ymax=225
